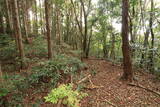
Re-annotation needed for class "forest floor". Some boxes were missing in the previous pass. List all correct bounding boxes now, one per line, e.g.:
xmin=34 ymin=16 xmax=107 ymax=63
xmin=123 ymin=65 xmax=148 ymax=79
xmin=5 ymin=58 xmax=160 ymax=107
xmin=80 ymin=58 xmax=160 ymax=107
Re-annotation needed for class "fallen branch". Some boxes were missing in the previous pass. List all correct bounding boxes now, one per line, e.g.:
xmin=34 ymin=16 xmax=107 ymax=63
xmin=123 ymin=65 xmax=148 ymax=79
xmin=85 ymin=77 xmax=104 ymax=89
xmin=77 ymin=74 xmax=91 ymax=84
xmin=128 ymin=83 xmax=160 ymax=96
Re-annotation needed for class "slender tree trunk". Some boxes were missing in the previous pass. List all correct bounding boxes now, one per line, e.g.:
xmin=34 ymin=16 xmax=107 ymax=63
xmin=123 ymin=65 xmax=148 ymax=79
xmin=86 ymin=24 xmax=93 ymax=58
xmin=149 ymin=0 xmax=154 ymax=72
xmin=0 ymin=62 xmax=3 ymax=83
xmin=34 ymin=0 xmax=38 ymax=34
xmin=45 ymin=0 xmax=53 ymax=59
xmin=102 ymin=33 xmax=108 ymax=58
xmin=56 ymin=7 xmax=61 ymax=45
xmin=52 ymin=5 xmax=56 ymax=40
xmin=39 ymin=0 xmax=43 ymax=35
xmin=0 ymin=13 xmax=5 ymax=34
xmin=80 ymin=0 xmax=88 ymax=58
xmin=140 ymin=29 xmax=149 ymax=68
xmin=110 ymin=32 xmax=115 ymax=60
xmin=12 ymin=0 xmax=25 ymax=69
xmin=121 ymin=0 xmax=133 ymax=81
xmin=25 ymin=1 xmax=31 ymax=34
xmin=5 ymin=0 xmax=12 ymax=34
xmin=23 ymin=0 xmax=29 ymax=43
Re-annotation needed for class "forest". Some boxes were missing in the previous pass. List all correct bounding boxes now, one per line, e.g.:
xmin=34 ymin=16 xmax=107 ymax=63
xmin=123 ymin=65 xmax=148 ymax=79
xmin=0 ymin=0 xmax=160 ymax=106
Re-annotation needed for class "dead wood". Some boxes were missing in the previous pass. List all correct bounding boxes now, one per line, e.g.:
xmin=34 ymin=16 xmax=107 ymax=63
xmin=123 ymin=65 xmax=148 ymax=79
xmin=77 ymin=74 xmax=91 ymax=84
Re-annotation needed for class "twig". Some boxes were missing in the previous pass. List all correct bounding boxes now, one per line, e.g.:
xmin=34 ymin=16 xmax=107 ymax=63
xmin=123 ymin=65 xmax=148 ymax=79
xmin=105 ymin=99 xmax=117 ymax=107
xmin=128 ymin=83 xmax=160 ymax=96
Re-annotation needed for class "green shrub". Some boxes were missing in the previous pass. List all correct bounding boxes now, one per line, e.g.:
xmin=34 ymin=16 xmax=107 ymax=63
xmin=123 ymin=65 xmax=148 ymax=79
xmin=29 ymin=54 xmax=86 ymax=86
xmin=0 ymin=73 xmax=27 ymax=106
xmin=44 ymin=84 xmax=88 ymax=107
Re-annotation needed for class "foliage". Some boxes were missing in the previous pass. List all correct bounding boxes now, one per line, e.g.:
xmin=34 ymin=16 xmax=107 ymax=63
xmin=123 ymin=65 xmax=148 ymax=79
xmin=0 ymin=73 xmax=27 ymax=106
xmin=44 ymin=84 xmax=88 ymax=107
xmin=29 ymin=54 xmax=86 ymax=86
xmin=0 ymin=88 xmax=9 ymax=97
xmin=25 ymin=36 xmax=47 ymax=58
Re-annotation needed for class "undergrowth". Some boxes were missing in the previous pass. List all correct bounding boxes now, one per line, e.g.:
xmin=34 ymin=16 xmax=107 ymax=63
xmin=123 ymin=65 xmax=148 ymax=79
xmin=0 ymin=54 xmax=86 ymax=106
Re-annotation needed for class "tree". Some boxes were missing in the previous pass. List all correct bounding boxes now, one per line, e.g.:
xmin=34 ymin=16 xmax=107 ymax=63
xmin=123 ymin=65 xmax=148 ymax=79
xmin=22 ymin=0 xmax=29 ymax=43
xmin=45 ymin=0 xmax=53 ymax=59
xmin=12 ymin=0 xmax=25 ymax=69
xmin=121 ymin=0 xmax=133 ymax=81
xmin=149 ymin=0 xmax=155 ymax=72
xmin=5 ymin=0 xmax=12 ymax=34
xmin=0 ymin=2 xmax=5 ymax=34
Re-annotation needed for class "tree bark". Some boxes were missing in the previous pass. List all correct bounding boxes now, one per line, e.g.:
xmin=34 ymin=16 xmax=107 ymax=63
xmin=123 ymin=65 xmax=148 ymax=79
xmin=121 ymin=0 xmax=133 ymax=81
xmin=45 ymin=0 xmax=53 ymax=59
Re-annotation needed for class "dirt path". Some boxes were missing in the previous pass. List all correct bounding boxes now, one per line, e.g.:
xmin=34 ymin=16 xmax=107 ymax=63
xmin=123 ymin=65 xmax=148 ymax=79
xmin=81 ymin=59 xmax=160 ymax=107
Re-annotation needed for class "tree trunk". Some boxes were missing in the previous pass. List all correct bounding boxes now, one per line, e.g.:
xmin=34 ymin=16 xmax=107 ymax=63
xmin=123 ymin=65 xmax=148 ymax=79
xmin=45 ymin=0 xmax=53 ymax=59
xmin=12 ymin=0 xmax=25 ymax=69
xmin=140 ymin=28 xmax=149 ymax=68
xmin=121 ymin=0 xmax=133 ymax=82
xmin=86 ymin=24 xmax=93 ymax=58
xmin=26 ymin=1 xmax=31 ymax=34
xmin=149 ymin=0 xmax=154 ymax=72
xmin=0 ymin=12 xmax=5 ymax=34
xmin=34 ymin=0 xmax=38 ymax=34
xmin=56 ymin=7 xmax=61 ymax=45
xmin=80 ymin=0 xmax=88 ymax=58
xmin=5 ymin=0 xmax=13 ymax=34
xmin=110 ymin=32 xmax=115 ymax=60
xmin=39 ymin=0 xmax=44 ymax=35
xmin=23 ymin=0 xmax=29 ymax=43
xmin=0 ymin=62 xmax=3 ymax=83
